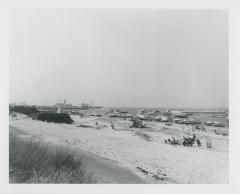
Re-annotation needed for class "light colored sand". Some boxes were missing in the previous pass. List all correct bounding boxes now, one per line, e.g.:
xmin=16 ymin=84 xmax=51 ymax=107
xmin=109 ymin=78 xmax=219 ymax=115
xmin=10 ymin=126 xmax=144 ymax=184
xmin=9 ymin=114 xmax=228 ymax=183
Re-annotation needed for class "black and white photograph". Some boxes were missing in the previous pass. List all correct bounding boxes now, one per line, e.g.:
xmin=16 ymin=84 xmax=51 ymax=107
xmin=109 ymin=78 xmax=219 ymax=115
xmin=7 ymin=8 xmax=230 ymax=184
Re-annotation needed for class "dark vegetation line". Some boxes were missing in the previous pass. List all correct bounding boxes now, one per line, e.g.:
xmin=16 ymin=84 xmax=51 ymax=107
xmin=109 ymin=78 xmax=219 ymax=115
xmin=9 ymin=105 xmax=39 ymax=115
xmin=9 ymin=132 xmax=95 ymax=183
xmin=9 ymin=105 xmax=73 ymax=124
xmin=36 ymin=112 xmax=73 ymax=124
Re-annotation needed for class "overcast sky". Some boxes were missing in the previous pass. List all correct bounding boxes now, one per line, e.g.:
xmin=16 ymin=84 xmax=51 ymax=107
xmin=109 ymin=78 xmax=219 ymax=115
xmin=10 ymin=9 xmax=228 ymax=108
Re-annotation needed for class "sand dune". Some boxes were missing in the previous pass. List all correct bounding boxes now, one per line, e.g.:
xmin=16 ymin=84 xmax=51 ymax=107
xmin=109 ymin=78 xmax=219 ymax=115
xmin=9 ymin=114 xmax=228 ymax=183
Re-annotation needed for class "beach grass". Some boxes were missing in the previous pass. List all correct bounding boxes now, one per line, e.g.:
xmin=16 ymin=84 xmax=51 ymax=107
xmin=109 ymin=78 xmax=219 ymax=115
xmin=9 ymin=131 xmax=95 ymax=183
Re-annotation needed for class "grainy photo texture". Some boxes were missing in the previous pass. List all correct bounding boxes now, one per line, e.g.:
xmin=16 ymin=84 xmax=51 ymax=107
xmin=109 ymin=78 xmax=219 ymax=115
xmin=9 ymin=9 xmax=228 ymax=184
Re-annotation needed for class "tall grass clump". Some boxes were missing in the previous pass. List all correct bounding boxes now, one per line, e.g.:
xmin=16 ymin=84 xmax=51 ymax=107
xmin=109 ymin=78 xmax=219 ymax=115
xmin=9 ymin=132 xmax=95 ymax=183
xmin=135 ymin=131 xmax=151 ymax=141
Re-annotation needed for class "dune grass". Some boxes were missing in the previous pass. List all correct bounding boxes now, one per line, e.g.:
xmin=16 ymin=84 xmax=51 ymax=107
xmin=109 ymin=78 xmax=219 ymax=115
xmin=135 ymin=131 xmax=151 ymax=141
xmin=9 ymin=132 xmax=95 ymax=183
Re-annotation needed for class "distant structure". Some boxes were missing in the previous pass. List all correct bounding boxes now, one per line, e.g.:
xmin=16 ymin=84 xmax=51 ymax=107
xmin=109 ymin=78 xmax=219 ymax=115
xmin=56 ymin=99 xmax=72 ymax=109
xmin=37 ymin=105 xmax=55 ymax=112
xmin=81 ymin=103 xmax=90 ymax=109
xmin=36 ymin=99 xmax=72 ymax=113
xmin=36 ymin=99 xmax=102 ymax=114
xmin=56 ymin=105 xmax=62 ymax=113
xmin=56 ymin=99 xmax=73 ymax=113
xmin=17 ymin=102 xmax=28 ymax=106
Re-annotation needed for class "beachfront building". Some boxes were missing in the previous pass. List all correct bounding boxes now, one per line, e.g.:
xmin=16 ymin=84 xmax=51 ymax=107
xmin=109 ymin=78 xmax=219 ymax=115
xmin=81 ymin=103 xmax=90 ymax=109
xmin=37 ymin=100 xmax=99 ymax=114
xmin=37 ymin=100 xmax=72 ymax=113
xmin=37 ymin=105 xmax=56 ymax=112
xmin=56 ymin=99 xmax=72 ymax=109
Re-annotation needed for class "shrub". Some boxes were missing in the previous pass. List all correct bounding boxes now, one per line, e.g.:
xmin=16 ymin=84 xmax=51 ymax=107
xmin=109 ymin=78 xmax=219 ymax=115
xmin=28 ymin=112 xmax=41 ymax=120
xmin=37 ymin=113 xmax=73 ymax=124
xmin=9 ymin=106 xmax=39 ymax=115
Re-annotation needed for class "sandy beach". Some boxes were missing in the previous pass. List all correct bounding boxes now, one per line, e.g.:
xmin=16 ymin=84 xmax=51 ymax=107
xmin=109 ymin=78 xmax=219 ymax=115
xmin=9 ymin=113 xmax=228 ymax=184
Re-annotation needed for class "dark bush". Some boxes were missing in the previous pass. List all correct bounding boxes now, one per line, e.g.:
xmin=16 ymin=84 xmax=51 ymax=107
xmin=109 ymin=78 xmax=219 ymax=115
xmin=9 ymin=106 xmax=39 ymax=115
xmin=28 ymin=112 xmax=41 ymax=120
xmin=37 ymin=113 xmax=73 ymax=124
